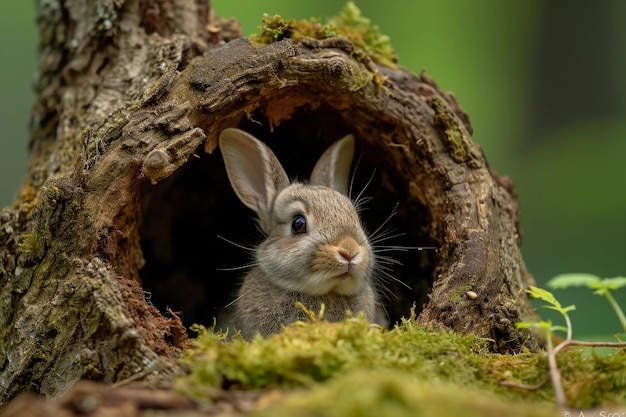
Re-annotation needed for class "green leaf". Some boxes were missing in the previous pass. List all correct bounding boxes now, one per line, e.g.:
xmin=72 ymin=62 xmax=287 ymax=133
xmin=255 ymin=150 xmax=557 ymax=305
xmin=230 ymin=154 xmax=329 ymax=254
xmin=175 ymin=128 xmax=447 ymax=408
xmin=544 ymin=305 xmax=576 ymax=314
xmin=525 ymin=286 xmax=562 ymax=309
xmin=551 ymin=325 xmax=569 ymax=333
xmin=516 ymin=320 xmax=552 ymax=330
xmin=546 ymin=273 xmax=600 ymax=289
xmin=591 ymin=285 xmax=609 ymax=296
xmin=561 ymin=305 xmax=576 ymax=314
xmin=602 ymin=277 xmax=626 ymax=290
xmin=587 ymin=277 xmax=626 ymax=296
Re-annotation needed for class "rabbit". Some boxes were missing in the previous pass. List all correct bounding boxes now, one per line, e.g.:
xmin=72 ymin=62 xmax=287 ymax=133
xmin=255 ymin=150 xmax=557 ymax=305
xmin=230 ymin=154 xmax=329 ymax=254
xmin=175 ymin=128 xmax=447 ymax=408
xmin=218 ymin=127 xmax=385 ymax=339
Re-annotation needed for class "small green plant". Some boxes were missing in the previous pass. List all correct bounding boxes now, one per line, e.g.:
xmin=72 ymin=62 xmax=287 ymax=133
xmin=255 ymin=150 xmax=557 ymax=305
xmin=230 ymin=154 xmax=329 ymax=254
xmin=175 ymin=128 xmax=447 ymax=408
xmin=547 ymin=273 xmax=626 ymax=334
xmin=515 ymin=286 xmax=574 ymax=351
xmin=509 ymin=281 xmax=626 ymax=408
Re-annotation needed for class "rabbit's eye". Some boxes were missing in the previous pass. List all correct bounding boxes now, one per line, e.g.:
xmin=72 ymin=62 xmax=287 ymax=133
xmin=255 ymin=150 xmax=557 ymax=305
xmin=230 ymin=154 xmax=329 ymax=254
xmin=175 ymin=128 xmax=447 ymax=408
xmin=291 ymin=214 xmax=307 ymax=234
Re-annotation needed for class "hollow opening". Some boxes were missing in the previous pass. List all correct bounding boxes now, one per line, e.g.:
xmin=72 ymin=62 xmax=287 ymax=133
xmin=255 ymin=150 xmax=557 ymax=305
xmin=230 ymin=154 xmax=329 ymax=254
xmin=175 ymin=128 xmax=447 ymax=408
xmin=139 ymin=104 xmax=439 ymax=332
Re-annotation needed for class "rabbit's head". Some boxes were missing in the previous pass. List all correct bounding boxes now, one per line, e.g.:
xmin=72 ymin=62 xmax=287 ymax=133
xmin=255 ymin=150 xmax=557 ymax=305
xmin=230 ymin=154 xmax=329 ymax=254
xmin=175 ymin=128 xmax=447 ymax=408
xmin=219 ymin=128 xmax=373 ymax=296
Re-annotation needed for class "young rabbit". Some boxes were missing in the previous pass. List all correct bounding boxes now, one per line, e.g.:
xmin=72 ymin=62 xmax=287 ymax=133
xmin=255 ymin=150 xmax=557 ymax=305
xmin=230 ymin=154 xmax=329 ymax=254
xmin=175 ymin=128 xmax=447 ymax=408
xmin=219 ymin=128 xmax=384 ymax=339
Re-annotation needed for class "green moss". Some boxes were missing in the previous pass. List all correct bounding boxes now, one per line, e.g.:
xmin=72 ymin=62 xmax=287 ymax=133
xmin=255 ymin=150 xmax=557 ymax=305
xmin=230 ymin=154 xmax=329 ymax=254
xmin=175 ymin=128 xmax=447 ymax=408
xmin=432 ymin=96 xmax=482 ymax=168
xmin=180 ymin=314 xmax=485 ymax=392
xmin=448 ymin=274 xmax=480 ymax=304
xmin=18 ymin=233 xmax=40 ymax=254
xmin=251 ymin=370 xmax=557 ymax=417
xmin=177 ymin=311 xmax=626 ymax=411
xmin=556 ymin=348 xmax=626 ymax=408
xmin=252 ymin=2 xmax=397 ymax=68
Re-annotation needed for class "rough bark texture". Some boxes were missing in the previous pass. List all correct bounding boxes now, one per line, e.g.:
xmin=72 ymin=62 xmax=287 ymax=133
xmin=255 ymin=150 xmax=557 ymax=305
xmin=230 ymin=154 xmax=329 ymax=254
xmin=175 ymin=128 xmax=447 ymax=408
xmin=0 ymin=0 xmax=540 ymax=405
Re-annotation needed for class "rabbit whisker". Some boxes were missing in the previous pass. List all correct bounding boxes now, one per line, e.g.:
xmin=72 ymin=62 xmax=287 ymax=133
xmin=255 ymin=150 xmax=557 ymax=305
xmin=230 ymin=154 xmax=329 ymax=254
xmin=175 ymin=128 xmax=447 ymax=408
xmin=217 ymin=235 xmax=256 ymax=252
xmin=375 ymin=244 xmax=439 ymax=252
xmin=253 ymin=223 xmax=267 ymax=238
xmin=216 ymin=262 xmax=257 ymax=272
xmin=348 ymin=152 xmax=364 ymax=200
xmin=372 ymin=275 xmax=400 ymax=301
xmin=224 ymin=289 xmax=250 ymax=309
xmin=372 ymin=276 xmax=392 ymax=295
xmin=376 ymin=257 xmax=403 ymax=268
xmin=374 ymin=247 xmax=409 ymax=254
xmin=353 ymin=168 xmax=377 ymax=211
xmin=376 ymin=265 xmax=397 ymax=275
xmin=375 ymin=253 xmax=403 ymax=264
xmin=367 ymin=202 xmax=399 ymax=241
xmin=370 ymin=232 xmax=406 ymax=245
xmin=374 ymin=267 xmax=413 ymax=291
xmin=410 ymin=246 xmax=439 ymax=251
xmin=354 ymin=196 xmax=373 ymax=213
xmin=377 ymin=300 xmax=391 ymax=322
xmin=375 ymin=262 xmax=394 ymax=271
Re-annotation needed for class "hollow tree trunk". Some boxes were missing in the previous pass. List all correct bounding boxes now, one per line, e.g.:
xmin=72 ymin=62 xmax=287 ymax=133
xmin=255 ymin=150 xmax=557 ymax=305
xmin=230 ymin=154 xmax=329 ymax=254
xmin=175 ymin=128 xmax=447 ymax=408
xmin=0 ymin=0 xmax=540 ymax=404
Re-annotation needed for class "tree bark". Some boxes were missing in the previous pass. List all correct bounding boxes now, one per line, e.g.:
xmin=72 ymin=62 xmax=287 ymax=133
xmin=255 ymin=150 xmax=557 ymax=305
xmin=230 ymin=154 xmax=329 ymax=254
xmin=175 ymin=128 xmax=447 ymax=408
xmin=0 ymin=0 xmax=540 ymax=404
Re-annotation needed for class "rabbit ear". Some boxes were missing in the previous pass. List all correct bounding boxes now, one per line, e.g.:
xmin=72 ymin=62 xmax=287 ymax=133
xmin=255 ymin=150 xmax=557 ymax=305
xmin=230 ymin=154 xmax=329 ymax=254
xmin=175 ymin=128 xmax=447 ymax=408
xmin=310 ymin=134 xmax=355 ymax=195
xmin=219 ymin=128 xmax=290 ymax=229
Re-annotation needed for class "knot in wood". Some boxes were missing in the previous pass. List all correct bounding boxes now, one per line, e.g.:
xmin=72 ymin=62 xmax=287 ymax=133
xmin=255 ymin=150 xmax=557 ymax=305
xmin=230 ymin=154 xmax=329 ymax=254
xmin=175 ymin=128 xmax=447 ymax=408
xmin=328 ymin=58 xmax=348 ymax=80
xmin=142 ymin=149 xmax=171 ymax=184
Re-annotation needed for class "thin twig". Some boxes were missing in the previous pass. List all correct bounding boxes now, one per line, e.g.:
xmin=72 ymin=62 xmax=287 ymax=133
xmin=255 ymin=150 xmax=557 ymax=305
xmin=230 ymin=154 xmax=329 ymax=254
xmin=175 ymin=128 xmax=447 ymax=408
xmin=500 ymin=339 xmax=626 ymax=408
xmin=549 ymin=339 xmax=626 ymax=408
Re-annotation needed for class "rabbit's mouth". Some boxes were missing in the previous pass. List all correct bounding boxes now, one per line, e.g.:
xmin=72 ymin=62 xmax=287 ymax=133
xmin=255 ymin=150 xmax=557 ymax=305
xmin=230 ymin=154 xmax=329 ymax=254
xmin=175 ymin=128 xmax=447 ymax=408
xmin=335 ymin=271 xmax=353 ymax=280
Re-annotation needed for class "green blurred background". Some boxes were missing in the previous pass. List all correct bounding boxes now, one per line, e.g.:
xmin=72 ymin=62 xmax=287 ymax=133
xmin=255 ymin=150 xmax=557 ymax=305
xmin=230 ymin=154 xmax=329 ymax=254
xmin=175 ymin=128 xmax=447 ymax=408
xmin=1 ymin=1 xmax=624 ymax=339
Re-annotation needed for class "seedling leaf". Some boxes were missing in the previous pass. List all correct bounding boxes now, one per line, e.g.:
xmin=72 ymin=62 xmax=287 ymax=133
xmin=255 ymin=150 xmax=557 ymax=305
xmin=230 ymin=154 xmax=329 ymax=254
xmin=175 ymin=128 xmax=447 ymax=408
xmin=544 ymin=305 xmax=576 ymax=314
xmin=526 ymin=286 xmax=563 ymax=309
xmin=547 ymin=273 xmax=600 ymax=289
xmin=601 ymin=276 xmax=626 ymax=290
xmin=516 ymin=320 xmax=552 ymax=330
xmin=586 ymin=277 xmax=626 ymax=296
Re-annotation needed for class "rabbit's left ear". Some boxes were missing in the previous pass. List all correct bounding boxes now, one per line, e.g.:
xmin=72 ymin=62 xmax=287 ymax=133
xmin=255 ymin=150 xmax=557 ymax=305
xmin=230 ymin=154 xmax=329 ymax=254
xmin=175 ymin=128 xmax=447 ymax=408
xmin=310 ymin=134 xmax=355 ymax=195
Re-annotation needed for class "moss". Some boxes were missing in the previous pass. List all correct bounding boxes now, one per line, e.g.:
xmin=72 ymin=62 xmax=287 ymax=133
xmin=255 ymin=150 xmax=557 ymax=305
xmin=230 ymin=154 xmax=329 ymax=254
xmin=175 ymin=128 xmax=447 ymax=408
xmin=18 ymin=233 xmax=41 ymax=254
xmin=12 ymin=185 xmax=39 ymax=213
xmin=251 ymin=370 xmax=557 ymax=417
xmin=556 ymin=348 xmax=626 ymax=408
xmin=179 ymin=313 xmax=485 ymax=393
xmin=177 ymin=310 xmax=626 ymax=412
xmin=252 ymin=2 xmax=398 ymax=68
xmin=432 ymin=96 xmax=482 ymax=168
xmin=446 ymin=274 xmax=480 ymax=306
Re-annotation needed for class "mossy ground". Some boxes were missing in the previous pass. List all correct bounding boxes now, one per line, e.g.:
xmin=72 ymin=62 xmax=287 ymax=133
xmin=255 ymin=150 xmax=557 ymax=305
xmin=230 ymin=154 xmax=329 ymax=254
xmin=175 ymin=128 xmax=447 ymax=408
xmin=177 ymin=311 xmax=626 ymax=415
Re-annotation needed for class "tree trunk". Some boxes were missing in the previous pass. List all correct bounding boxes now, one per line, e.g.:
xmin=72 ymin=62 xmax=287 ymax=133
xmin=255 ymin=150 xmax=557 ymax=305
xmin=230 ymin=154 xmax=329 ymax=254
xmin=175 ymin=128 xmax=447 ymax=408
xmin=0 ymin=0 xmax=540 ymax=404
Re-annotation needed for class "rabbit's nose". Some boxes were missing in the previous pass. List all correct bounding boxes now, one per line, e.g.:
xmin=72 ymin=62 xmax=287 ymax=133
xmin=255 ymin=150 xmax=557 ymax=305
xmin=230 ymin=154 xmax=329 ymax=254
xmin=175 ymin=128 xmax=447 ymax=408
xmin=336 ymin=237 xmax=360 ymax=261
xmin=338 ymin=248 xmax=357 ymax=261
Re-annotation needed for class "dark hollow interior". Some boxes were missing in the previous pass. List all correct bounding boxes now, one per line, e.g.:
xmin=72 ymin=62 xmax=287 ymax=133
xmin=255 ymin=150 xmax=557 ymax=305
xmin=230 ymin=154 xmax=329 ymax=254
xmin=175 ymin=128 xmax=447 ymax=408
xmin=139 ymin=105 xmax=439 ymax=332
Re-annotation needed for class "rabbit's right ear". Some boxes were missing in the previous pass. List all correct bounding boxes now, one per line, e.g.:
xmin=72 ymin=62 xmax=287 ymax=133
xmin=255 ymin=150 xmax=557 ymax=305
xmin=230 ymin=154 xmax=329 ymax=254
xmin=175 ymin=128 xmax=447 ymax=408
xmin=310 ymin=134 xmax=355 ymax=195
xmin=219 ymin=128 xmax=289 ymax=230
